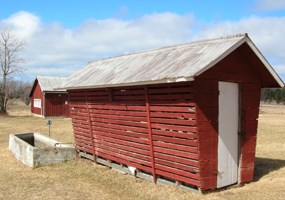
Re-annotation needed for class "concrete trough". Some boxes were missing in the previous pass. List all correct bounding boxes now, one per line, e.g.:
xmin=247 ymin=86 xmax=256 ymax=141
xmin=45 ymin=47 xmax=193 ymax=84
xmin=9 ymin=132 xmax=76 ymax=168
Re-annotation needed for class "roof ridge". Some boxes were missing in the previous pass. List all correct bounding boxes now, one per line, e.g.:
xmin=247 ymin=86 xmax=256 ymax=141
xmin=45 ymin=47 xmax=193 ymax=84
xmin=87 ymin=33 xmax=248 ymax=64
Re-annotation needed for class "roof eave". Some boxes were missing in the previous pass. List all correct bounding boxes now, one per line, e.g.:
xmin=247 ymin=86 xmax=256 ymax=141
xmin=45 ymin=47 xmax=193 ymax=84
xmin=42 ymin=90 xmax=67 ymax=93
xmin=64 ymin=76 xmax=195 ymax=90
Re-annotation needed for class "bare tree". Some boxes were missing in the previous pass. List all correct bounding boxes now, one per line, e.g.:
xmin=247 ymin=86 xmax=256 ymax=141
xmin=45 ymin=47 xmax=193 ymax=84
xmin=0 ymin=28 xmax=25 ymax=113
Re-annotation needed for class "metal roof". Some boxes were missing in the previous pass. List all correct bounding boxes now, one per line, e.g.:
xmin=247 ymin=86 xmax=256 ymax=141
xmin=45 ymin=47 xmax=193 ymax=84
xmin=62 ymin=34 xmax=284 ymax=89
xmin=36 ymin=76 xmax=67 ymax=92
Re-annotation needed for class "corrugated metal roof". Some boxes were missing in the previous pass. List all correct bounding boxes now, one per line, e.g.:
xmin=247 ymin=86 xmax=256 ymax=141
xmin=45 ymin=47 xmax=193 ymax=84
xmin=62 ymin=34 xmax=284 ymax=89
xmin=37 ymin=76 xmax=67 ymax=92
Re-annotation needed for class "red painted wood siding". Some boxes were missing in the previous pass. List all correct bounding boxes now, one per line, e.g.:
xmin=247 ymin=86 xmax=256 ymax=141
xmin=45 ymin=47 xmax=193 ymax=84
xmin=69 ymin=82 xmax=200 ymax=187
xmin=45 ymin=93 xmax=70 ymax=117
xmin=30 ymin=80 xmax=44 ymax=115
xmin=68 ymin=43 xmax=266 ymax=191
xmin=239 ymin=83 xmax=260 ymax=183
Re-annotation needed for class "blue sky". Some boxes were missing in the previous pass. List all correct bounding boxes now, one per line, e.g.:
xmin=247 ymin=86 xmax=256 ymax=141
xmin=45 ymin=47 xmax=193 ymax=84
xmin=0 ymin=0 xmax=285 ymax=81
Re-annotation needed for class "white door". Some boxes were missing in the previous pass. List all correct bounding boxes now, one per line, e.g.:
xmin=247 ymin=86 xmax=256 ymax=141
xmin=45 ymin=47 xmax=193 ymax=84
xmin=217 ymin=81 xmax=239 ymax=188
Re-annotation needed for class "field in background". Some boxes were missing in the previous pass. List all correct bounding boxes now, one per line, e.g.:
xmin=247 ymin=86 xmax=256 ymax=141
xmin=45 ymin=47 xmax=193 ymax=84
xmin=0 ymin=99 xmax=284 ymax=199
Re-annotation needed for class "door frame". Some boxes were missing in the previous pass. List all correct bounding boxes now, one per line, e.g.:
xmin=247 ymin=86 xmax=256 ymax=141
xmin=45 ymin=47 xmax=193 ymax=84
xmin=217 ymin=81 xmax=241 ymax=188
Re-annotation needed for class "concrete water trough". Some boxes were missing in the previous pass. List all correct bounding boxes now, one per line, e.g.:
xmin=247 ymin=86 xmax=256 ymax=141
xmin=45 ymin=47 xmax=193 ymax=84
xmin=9 ymin=132 xmax=76 ymax=168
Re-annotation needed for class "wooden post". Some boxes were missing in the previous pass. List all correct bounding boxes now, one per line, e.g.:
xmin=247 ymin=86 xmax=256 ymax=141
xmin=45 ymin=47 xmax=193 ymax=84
xmin=144 ymin=87 xmax=156 ymax=183
xmin=85 ymin=91 xmax=96 ymax=163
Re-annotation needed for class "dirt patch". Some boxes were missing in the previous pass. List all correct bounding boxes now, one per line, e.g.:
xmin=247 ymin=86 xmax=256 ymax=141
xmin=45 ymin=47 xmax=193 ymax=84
xmin=0 ymin=100 xmax=284 ymax=199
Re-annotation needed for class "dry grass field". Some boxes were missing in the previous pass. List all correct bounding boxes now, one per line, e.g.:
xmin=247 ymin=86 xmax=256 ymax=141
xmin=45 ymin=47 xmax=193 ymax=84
xmin=0 ymin=100 xmax=284 ymax=200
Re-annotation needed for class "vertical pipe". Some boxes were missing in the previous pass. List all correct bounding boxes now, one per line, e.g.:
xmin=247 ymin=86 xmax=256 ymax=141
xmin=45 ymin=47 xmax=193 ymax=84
xmin=144 ymin=87 xmax=156 ymax=183
xmin=85 ymin=91 xmax=96 ymax=162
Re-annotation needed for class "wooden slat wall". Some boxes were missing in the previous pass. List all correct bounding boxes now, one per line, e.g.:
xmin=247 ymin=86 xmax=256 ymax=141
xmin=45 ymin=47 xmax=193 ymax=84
xmin=147 ymin=83 xmax=199 ymax=186
xmin=195 ymin=79 xmax=219 ymax=190
xmin=69 ymin=91 xmax=93 ymax=154
xmin=68 ymin=82 xmax=200 ymax=187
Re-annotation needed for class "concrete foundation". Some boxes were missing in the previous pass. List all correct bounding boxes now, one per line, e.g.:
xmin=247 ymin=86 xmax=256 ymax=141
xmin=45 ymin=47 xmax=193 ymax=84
xmin=9 ymin=132 xmax=76 ymax=168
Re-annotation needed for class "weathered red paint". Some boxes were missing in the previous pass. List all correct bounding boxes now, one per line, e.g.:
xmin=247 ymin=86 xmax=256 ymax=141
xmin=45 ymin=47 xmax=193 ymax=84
xmin=30 ymin=80 xmax=43 ymax=115
xmin=67 ymin=43 xmax=271 ymax=191
xmin=45 ymin=93 xmax=70 ymax=117
xmin=30 ymin=80 xmax=70 ymax=117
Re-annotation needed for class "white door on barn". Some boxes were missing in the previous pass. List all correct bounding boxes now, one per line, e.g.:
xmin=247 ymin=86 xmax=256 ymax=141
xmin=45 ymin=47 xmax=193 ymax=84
xmin=217 ymin=81 xmax=239 ymax=188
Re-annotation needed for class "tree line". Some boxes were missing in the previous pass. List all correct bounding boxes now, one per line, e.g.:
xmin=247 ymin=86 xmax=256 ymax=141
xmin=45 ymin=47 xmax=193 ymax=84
xmin=261 ymin=88 xmax=285 ymax=104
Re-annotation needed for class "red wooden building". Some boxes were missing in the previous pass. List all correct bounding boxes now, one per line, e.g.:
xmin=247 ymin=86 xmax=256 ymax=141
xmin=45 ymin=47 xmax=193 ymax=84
xmin=62 ymin=34 xmax=283 ymax=191
xmin=30 ymin=76 xmax=70 ymax=118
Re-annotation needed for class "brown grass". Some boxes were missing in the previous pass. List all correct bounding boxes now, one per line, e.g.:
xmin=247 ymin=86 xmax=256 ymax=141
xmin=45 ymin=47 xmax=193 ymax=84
xmin=0 ymin=100 xmax=284 ymax=199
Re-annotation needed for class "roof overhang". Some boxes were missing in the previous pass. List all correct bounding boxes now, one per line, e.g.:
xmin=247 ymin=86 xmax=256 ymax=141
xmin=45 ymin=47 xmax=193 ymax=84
xmin=64 ymin=76 xmax=195 ymax=90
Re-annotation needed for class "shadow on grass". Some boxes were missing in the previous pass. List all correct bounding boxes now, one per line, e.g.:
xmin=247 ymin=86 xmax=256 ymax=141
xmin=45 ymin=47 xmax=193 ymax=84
xmin=254 ymin=157 xmax=285 ymax=181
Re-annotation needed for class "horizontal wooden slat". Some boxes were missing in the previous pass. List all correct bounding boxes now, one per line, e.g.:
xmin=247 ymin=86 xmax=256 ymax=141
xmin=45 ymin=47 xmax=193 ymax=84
xmin=96 ymin=152 xmax=152 ymax=173
xmin=73 ymin=127 xmax=91 ymax=134
xmin=150 ymin=112 xmax=196 ymax=119
xmin=91 ymin=121 xmax=148 ymax=134
xmin=148 ymin=101 xmax=196 ymax=106
xmin=149 ymin=94 xmax=194 ymax=101
xmin=89 ymin=104 xmax=146 ymax=111
xmin=74 ymin=131 xmax=91 ymax=139
xmin=154 ymin=152 xmax=199 ymax=167
xmin=92 ymin=126 xmax=148 ymax=139
xmin=113 ymin=95 xmax=146 ymax=101
xmin=91 ymin=118 xmax=148 ymax=128
xmin=153 ymin=141 xmax=198 ymax=153
xmin=152 ymin=135 xmax=198 ymax=146
xmin=151 ymin=118 xmax=196 ymax=126
xmin=112 ymin=89 xmax=145 ymax=95
xmin=95 ymin=144 xmax=151 ymax=163
xmin=150 ymin=106 xmax=195 ymax=113
xmin=151 ymin=123 xmax=197 ymax=133
xmin=90 ymin=113 xmax=146 ymax=122
xmin=155 ymin=169 xmax=200 ymax=187
xmin=155 ymin=164 xmax=199 ymax=180
xmin=76 ymin=146 xmax=93 ymax=154
xmin=93 ymin=134 xmax=149 ymax=150
xmin=95 ymin=139 xmax=150 ymax=156
xmin=95 ymin=148 xmax=151 ymax=167
xmin=148 ymin=87 xmax=194 ymax=94
xmin=153 ymin=146 xmax=198 ymax=159
xmin=155 ymin=158 xmax=198 ymax=173
xmin=90 ymin=109 xmax=147 ymax=117
xmin=151 ymin=129 xmax=197 ymax=139
xmin=94 ymin=131 xmax=149 ymax=145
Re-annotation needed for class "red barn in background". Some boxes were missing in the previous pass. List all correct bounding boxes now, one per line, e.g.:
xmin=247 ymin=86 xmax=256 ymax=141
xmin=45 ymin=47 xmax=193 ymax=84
xmin=29 ymin=76 xmax=70 ymax=118
xmin=61 ymin=34 xmax=283 ymax=191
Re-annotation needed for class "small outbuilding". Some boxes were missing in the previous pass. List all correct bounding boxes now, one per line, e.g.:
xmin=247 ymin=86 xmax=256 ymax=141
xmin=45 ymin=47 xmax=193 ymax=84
xmin=30 ymin=76 xmax=70 ymax=118
xmin=62 ymin=34 xmax=283 ymax=191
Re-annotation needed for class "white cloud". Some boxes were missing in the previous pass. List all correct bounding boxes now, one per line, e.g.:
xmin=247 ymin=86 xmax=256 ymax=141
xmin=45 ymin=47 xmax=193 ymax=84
xmin=3 ymin=11 xmax=40 ymax=39
xmin=1 ymin=11 xmax=285 ymax=82
xmin=253 ymin=0 xmax=285 ymax=12
xmin=2 ymin=12 xmax=196 ymax=79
